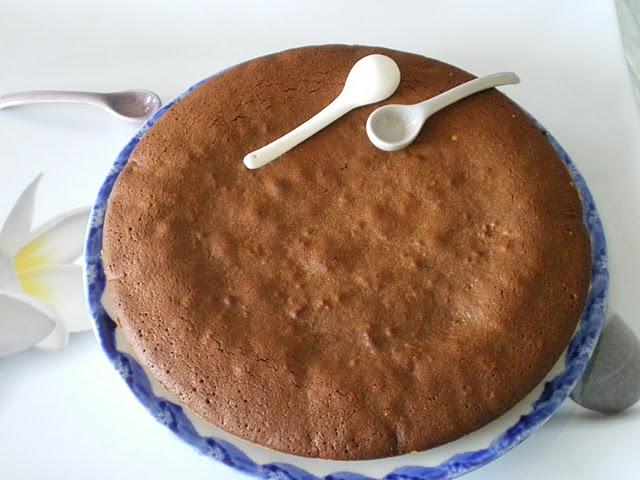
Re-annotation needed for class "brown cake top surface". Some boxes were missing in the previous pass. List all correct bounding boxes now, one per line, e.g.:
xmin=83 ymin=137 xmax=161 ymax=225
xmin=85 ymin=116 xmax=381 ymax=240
xmin=103 ymin=45 xmax=591 ymax=460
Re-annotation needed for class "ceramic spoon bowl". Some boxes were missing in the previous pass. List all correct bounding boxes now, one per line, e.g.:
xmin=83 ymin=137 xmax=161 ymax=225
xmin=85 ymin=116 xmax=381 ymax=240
xmin=367 ymin=72 xmax=520 ymax=151
xmin=0 ymin=89 xmax=162 ymax=122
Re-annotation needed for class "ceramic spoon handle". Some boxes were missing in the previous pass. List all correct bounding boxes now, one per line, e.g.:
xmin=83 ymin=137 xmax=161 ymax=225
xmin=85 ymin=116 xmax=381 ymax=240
xmin=0 ymin=90 xmax=104 ymax=109
xmin=243 ymin=98 xmax=353 ymax=170
xmin=421 ymin=72 xmax=520 ymax=116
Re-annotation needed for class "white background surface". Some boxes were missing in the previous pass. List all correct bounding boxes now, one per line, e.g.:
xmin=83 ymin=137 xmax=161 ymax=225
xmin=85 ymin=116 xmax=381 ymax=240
xmin=1 ymin=1 xmax=639 ymax=479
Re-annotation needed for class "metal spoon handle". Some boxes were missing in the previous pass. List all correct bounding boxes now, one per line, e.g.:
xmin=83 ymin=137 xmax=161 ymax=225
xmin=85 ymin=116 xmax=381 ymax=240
xmin=0 ymin=90 xmax=106 ymax=109
xmin=421 ymin=72 xmax=520 ymax=116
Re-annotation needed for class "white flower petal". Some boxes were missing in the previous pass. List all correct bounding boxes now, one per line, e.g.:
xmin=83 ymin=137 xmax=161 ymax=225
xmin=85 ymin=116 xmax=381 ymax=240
xmin=0 ymin=248 xmax=19 ymax=292
xmin=35 ymin=320 xmax=69 ymax=350
xmin=0 ymin=174 xmax=42 ymax=256
xmin=14 ymin=207 xmax=91 ymax=274
xmin=0 ymin=289 xmax=55 ymax=357
xmin=17 ymin=264 xmax=91 ymax=332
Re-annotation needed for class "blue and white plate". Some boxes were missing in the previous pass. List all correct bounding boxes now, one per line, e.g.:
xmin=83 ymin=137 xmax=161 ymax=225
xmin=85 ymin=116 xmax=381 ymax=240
xmin=84 ymin=67 xmax=608 ymax=479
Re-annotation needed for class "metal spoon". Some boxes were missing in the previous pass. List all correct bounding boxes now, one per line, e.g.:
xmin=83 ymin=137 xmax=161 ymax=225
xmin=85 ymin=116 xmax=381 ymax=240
xmin=366 ymin=72 xmax=520 ymax=152
xmin=0 ymin=89 xmax=162 ymax=122
xmin=244 ymin=54 xmax=401 ymax=170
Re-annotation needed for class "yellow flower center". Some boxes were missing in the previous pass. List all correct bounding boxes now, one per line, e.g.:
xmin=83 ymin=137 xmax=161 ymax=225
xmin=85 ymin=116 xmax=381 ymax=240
xmin=14 ymin=237 xmax=54 ymax=301
xmin=14 ymin=237 xmax=51 ymax=274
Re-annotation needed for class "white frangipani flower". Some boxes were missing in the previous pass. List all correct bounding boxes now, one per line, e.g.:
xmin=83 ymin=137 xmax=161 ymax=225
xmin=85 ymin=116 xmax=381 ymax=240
xmin=0 ymin=174 xmax=91 ymax=356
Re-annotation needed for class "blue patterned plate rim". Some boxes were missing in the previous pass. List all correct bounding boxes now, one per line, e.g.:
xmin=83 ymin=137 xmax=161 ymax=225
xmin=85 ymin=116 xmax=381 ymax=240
xmin=84 ymin=52 xmax=608 ymax=480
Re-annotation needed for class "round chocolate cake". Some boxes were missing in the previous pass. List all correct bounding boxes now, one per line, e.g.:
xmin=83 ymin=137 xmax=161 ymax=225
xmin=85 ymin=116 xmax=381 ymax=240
xmin=103 ymin=45 xmax=591 ymax=460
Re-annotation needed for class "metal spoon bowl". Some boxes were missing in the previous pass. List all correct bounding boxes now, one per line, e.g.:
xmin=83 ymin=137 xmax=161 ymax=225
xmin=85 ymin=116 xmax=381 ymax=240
xmin=0 ymin=89 xmax=162 ymax=122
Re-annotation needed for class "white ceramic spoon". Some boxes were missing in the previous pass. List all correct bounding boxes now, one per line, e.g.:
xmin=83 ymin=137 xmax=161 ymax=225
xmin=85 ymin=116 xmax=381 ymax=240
xmin=243 ymin=54 xmax=401 ymax=170
xmin=366 ymin=72 xmax=520 ymax=152
xmin=0 ymin=89 xmax=162 ymax=122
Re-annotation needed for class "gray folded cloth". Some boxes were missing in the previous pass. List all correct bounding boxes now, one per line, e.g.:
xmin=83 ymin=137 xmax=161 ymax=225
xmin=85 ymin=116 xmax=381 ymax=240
xmin=571 ymin=314 xmax=640 ymax=413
